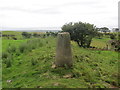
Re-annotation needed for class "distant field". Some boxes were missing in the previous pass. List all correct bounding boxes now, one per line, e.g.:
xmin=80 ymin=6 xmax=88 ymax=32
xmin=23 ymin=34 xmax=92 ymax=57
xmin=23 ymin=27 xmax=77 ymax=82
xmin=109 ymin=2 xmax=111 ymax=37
xmin=2 ymin=32 xmax=119 ymax=88
xmin=2 ymin=31 xmax=23 ymax=39
xmin=91 ymin=38 xmax=111 ymax=48
xmin=2 ymin=31 xmax=22 ymax=35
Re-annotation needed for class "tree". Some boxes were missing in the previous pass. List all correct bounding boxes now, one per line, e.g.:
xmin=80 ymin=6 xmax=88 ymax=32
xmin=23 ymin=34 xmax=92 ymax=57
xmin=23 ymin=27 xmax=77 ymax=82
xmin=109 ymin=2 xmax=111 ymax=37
xmin=46 ymin=31 xmax=58 ymax=37
xmin=100 ymin=27 xmax=110 ymax=33
xmin=62 ymin=22 xmax=97 ymax=48
xmin=22 ymin=32 xmax=31 ymax=38
xmin=46 ymin=31 xmax=50 ymax=36
xmin=33 ymin=33 xmax=40 ymax=37
xmin=96 ymin=32 xmax=103 ymax=39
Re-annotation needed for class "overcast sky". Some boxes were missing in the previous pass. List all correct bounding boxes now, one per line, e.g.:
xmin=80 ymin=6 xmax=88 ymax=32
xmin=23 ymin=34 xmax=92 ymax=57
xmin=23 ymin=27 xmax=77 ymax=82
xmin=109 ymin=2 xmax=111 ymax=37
xmin=0 ymin=0 xmax=119 ymax=30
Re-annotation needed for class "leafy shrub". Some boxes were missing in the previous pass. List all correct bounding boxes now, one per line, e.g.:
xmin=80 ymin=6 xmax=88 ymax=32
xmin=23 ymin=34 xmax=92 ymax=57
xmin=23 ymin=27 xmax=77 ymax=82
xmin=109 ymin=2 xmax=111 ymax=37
xmin=22 ymin=32 xmax=32 ymax=38
xmin=62 ymin=22 xmax=97 ymax=48
xmin=33 ymin=33 xmax=40 ymax=37
xmin=110 ymin=34 xmax=116 ymax=39
xmin=12 ymin=37 xmax=17 ymax=40
xmin=109 ymin=40 xmax=120 ymax=51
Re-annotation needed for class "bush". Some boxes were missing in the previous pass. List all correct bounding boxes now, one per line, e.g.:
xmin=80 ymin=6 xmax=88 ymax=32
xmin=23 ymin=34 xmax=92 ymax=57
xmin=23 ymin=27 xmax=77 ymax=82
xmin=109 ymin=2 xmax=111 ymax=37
xmin=22 ymin=32 xmax=31 ymax=38
xmin=110 ymin=34 xmax=116 ymax=39
xmin=96 ymin=32 xmax=103 ymax=39
xmin=109 ymin=40 xmax=120 ymax=51
xmin=12 ymin=37 xmax=17 ymax=40
xmin=62 ymin=22 xmax=97 ymax=48
xmin=33 ymin=33 xmax=40 ymax=37
xmin=46 ymin=32 xmax=58 ymax=37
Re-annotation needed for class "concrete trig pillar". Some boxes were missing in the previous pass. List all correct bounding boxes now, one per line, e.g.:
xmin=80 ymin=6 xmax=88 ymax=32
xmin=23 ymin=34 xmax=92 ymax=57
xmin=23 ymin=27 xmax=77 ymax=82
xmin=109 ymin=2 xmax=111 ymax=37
xmin=55 ymin=32 xmax=73 ymax=67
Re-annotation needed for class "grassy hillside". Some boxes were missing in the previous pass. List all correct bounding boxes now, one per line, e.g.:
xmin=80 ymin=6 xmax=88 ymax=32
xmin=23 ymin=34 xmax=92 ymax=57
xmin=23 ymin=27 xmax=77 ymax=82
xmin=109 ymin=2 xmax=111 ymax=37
xmin=2 ymin=33 xmax=119 ymax=88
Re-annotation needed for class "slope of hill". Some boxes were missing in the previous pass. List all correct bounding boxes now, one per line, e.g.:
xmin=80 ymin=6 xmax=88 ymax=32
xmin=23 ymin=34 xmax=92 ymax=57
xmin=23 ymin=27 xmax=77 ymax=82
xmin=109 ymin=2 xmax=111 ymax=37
xmin=2 ymin=35 xmax=119 ymax=88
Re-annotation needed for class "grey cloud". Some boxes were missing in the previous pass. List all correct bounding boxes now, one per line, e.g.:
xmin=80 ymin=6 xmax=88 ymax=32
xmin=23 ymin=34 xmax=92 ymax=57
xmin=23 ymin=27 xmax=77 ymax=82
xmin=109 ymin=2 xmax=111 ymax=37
xmin=0 ymin=7 xmax=61 ymax=14
xmin=109 ymin=16 xmax=118 ymax=20
xmin=60 ymin=1 xmax=106 ymax=8
xmin=0 ymin=1 xmax=107 ymax=15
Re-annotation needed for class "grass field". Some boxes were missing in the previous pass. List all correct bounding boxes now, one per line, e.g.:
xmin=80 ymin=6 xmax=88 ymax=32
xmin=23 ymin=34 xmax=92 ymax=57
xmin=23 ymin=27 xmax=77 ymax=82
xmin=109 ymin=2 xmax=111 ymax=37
xmin=1 ymin=31 xmax=119 ymax=88
xmin=2 ymin=31 xmax=23 ymax=40
xmin=2 ymin=39 xmax=27 ymax=52
xmin=91 ymin=38 xmax=110 ymax=48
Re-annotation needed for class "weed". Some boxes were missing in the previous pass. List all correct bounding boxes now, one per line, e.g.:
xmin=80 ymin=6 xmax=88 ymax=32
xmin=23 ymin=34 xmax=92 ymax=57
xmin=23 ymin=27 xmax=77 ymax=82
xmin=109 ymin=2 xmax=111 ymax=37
xmin=7 ymin=46 xmax=16 ymax=53
xmin=31 ymin=58 xmax=37 ymax=66
xmin=2 ymin=52 xmax=9 ymax=59
xmin=6 ymin=55 xmax=12 ymax=68
xmin=19 ymin=43 xmax=27 ymax=53
xmin=16 ymin=49 xmax=20 ymax=56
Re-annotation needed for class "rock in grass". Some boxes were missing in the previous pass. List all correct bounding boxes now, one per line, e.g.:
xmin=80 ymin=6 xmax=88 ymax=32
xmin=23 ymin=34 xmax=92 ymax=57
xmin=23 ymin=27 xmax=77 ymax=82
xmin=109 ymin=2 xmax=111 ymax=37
xmin=55 ymin=32 xmax=73 ymax=67
xmin=6 ymin=80 xmax=12 ymax=83
xmin=51 ymin=64 xmax=56 ymax=69
xmin=63 ymin=74 xmax=73 ymax=78
xmin=36 ymin=86 xmax=42 ymax=88
xmin=53 ymin=82 xmax=59 ymax=86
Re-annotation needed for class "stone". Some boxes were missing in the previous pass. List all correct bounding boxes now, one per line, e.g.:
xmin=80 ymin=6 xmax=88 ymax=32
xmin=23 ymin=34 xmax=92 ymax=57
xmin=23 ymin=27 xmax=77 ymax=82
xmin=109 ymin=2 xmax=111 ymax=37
xmin=55 ymin=32 xmax=72 ymax=67
xmin=63 ymin=74 xmax=73 ymax=78
xmin=53 ymin=83 xmax=59 ymax=86
xmin=6 ymin=80 xmax=12 ymax=83
xmin=51 ymin=64 xmax=56 ymax=69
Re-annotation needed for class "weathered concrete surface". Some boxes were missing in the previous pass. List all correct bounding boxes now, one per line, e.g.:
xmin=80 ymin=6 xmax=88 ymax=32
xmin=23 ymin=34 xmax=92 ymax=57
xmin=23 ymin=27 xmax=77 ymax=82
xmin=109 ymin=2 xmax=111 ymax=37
xmin=55 ymin=32 xmax=72 ymax=67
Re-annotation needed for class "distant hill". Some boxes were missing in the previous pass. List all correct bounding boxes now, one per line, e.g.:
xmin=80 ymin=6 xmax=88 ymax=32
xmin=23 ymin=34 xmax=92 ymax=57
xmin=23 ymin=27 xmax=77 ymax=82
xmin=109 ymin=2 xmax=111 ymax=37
xmin=16 ymin=30 xmax=61 ymax=32
xmin=1 ymin=30 xmax=61 ymax=33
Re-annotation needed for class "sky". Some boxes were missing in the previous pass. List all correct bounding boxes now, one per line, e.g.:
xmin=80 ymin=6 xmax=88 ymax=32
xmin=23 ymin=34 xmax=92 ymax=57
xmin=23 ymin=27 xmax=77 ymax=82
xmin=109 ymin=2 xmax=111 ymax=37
xmin=0 ymin=0 xmax=119 ymax=30
xmin=118 ymin=1 xmax=120 ymax=30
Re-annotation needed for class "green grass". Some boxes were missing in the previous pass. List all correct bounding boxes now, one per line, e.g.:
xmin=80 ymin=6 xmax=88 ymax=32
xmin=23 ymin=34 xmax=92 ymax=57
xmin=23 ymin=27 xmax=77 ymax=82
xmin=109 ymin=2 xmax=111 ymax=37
xmin=2 ymin=39 xmax=27 ymax=52
xmin=2 ymin=34 xmax=119 ymax=88
xmin=2 ymin=31 xmax=23 ymax=40
xmin=91 ymin=37 xmax=111 ymax=48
